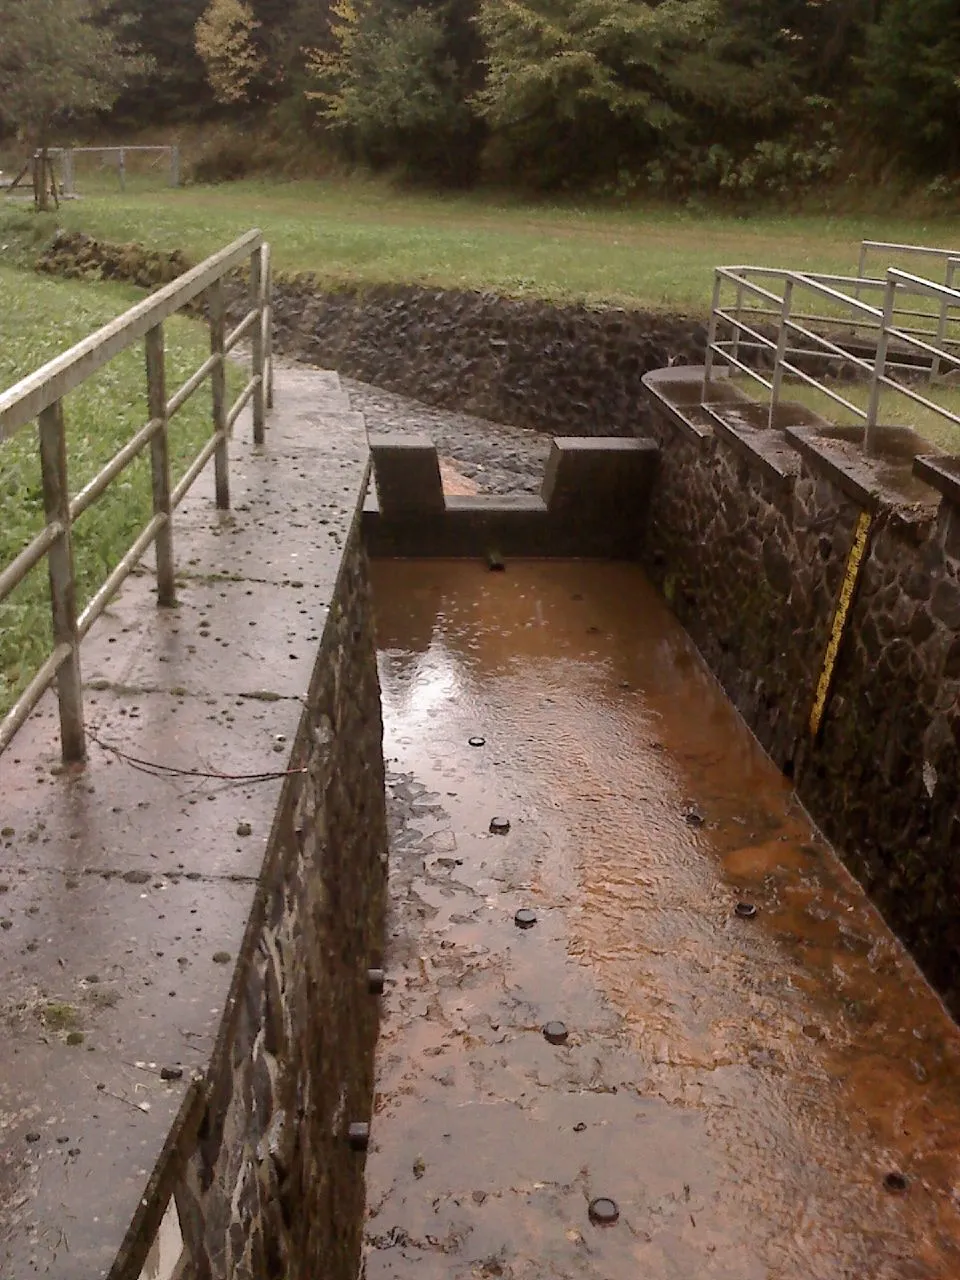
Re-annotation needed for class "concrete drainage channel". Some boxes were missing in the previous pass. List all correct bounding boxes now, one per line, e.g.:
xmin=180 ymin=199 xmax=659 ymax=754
xmin=364 ymin=559 xmax=960 ymax=1280
xmin=1 ymin=354 xmax=959 ymax=1279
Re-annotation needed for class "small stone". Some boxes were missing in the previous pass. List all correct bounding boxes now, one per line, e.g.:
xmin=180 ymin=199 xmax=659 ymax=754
xmin=25 ymin=1132 xmax=41 ymax=1143
xmin=573 ymin=1122 xmax=587 ymax=1133
xmin=0 ymin=827 xmax=13 ymax=837
xmin=588 ymin=1197 xmax=619 ymax=1226
xmin=884 ymin=1171 xmax=909 ymax=1194
xmin=683 ymin=808 xmax=704 ymax=828
xmin=68 ymin=1148 xmax=81 ymax=1158
xmin=236 ymin=821 xmax=252 ymax=838
xmin=487 ymin=552 xmax=505 ymax=572
xmin=212 ymin=951 xmax=232 ymax=964
xmin=472 ymin=1190 xmax=487 ymax=1205
xmin=543 ymin=1021 xmax=569 ymax=1045
xmin=65 ymin=1032 xmax=84 ymax=1046
xmin=489 ymin=817 xmax=511 ymax=835
xmin=122 ymin=870 xmax=151 ymax=885
xmin=348 ymin=1122 xmax=370 ymax=1151
xmin=413 ymin=1155 xmax=426 ymax=1179
xmin=368 ymin=968 xmax=386 ymax=995
xmin=160 ymin=1066 xmax=184 ymax=1081
xmin=514 ymin=909 xmax=537 ymax=929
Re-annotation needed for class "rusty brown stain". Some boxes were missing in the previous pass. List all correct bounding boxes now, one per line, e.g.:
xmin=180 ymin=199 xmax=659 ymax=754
xmin=368 ymin=559 xmax=960 ymax=1280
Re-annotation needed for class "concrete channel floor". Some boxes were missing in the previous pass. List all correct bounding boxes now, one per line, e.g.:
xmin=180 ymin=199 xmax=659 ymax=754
xmin=0 ymin=366 xmax=369 ymax=1280
xmin=365 ymin=558 xmax=960 ymax=1280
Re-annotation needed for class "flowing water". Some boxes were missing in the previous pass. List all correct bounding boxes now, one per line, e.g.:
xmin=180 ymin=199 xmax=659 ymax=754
xmin=366 ymin=559 xmax=960 ymax=1280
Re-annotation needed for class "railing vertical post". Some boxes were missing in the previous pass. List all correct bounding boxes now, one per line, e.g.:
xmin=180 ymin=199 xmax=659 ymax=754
xmin=702 ymin=270 xmax=722 ymax=398
xmin=768 ymin=277 xmax=794 ymax=429
xmin=169 ymin=145 xmax=180 ymax=188
xmin=146 ymin=323 xmax=176 ymax=606
xmin=730 ymin=279 xmax=744 ymax=366
xmin=38 ymin=400 xmax=85 ymax=761
xmin=250 ymin=248 xmax=266 ymax=444
xmin=208 ymin=278 xmax=230 ymax=509
xmin=932 ymin=258 xmax=957 ymax=380
xmin=865 ymin=275 xmax=896 ymax=455
xmin=262 ymin=243 xmax=274 ymax=411
xmin=118 ymin=148 xmax=126 ymax=192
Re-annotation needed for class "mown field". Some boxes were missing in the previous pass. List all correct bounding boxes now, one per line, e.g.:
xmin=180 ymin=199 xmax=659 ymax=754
xmin=6 ymin=177 xmax=960 ymax=311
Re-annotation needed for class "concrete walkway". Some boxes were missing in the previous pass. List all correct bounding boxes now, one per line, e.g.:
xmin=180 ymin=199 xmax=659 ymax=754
xmin=0 ymin=366 xmax=368 ymax=1280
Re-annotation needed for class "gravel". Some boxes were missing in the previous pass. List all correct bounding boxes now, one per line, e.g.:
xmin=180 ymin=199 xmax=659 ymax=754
xmin=342 ymin=378 xmax=551 ymax=495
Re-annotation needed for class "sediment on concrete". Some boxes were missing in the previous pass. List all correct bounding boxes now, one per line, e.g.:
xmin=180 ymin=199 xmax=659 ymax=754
xmin=0 ymin=366 xmax=388 ymax=1280
xmin=642 ymin=368 xmax=960 ymax=1016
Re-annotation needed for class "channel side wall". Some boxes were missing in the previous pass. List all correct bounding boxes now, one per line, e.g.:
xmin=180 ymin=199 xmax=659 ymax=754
xmin=642 ymin=370 xmax=960 ymax=1015
xmin=0 ymin=366 xmax=388 ymax=1280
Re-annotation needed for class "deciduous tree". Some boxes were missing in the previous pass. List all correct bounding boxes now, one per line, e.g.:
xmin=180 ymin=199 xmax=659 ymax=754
xmin=195 ymin=0 xmax=265 ymax=105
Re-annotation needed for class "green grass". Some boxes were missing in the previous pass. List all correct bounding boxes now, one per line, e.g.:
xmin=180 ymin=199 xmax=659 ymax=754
xmin=0 ymin=265 xmax=241 ymax=719
xmin=6 ymin=176 xmax=960 ymax=310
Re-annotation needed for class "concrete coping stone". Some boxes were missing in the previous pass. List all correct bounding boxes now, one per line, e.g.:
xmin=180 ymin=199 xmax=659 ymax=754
xmin=913 ymin=454 xmax=960 ymax=508
xmin=786 ymin=422 xmax=943 ymax=516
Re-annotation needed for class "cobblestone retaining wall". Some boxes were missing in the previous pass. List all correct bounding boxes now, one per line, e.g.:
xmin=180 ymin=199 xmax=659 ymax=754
xmin=272 ymin=281 xmax=707 ymax=437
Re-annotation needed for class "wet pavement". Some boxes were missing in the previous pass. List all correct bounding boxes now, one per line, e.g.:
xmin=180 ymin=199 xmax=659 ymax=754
xmin=366 ymin=559 xmax=960 ymax=1280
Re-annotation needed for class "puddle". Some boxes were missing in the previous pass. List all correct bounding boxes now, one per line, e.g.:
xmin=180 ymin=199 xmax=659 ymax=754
xmin=367 ymin=559 xmax=960 ymax=1280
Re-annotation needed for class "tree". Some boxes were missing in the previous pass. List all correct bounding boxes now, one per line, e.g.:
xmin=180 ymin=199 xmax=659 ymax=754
xmin=195 ymin=0 xmax=265 ymax=105
xmin=102 ymin=0 xmax=212 ymax=125
xmin=858 ymin=0 xmax=960 ymax=174
xmin=474 ymin=0 xmax=719 ymax=186
xmin=0 ymin=0 xmax=148 ymax=209
xmin=307 ymin=0 xmax=481 ymax=181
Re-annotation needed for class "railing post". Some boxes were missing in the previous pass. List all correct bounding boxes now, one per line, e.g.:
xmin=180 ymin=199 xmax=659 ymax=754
xmin=169 ymin=145 xmax=180 ymax=188
xmin=262 ymin=243 xmax=274 ymax=411
xmin=865 ymin=275 xmax=896 ymax=455
xmin=250 ymin=247 xmax=266 ymax=444
xmin=768 ymin=277 xmax=794 ymax=429
xmin=702 ymin=270 xmax=722 ymax=398
xmin=38 ymin=400 xmax=85 ymax=761
xmin=208 ymin=278 xmax=230 ymax=508
xmin=932 ymin=258 xmax=957 ymax=380
xmin=730 ymin=279 xmax=745 ymax=366
xmin=145 ymin=323 xmax=176 ymax=606
xmin=62 ymin=149 xmax=75 ymax=197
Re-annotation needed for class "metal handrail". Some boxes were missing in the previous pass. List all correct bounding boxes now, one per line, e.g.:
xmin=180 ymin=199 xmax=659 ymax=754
xmin=704 ymin=257 xmax=960 ymax=453
xmin=0 ymin=231 xmax=275 ymax=761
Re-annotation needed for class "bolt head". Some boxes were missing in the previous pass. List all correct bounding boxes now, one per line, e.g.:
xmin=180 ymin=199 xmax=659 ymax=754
xmin=735 ymin=902 xmax=758 ymax=919
xmin=543 ymin=1021 xmax=569 ymax=1046
xmin=348 ymin=1122 xmax=370 ymax=1151
xmin=514 ymin=909 xmax=537 ymax=930
xmin=588 ymin=1197 xmax=619 ymax=1226
xmin=368 ymin=968 xmax=385 ymax=995
xmin=490 ymin=817 xmax=511 ymax=835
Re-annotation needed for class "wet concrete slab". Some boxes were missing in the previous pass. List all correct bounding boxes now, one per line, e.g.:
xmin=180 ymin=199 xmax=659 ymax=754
xmin=367 ymin=559 xmax=960 ymax=1280
xmin=0 ymin=364 xmax=370 ymax=1278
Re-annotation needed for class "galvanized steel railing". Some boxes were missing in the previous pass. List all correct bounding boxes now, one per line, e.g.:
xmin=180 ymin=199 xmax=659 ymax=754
xmin=704 ymin=258 xmax=960 ymax=453
xmin=0 ymin=229 xmax=274 ymax=762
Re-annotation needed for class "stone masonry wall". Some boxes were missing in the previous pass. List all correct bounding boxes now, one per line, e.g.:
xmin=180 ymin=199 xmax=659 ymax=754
xmin=271 ymin=282 xmax=707 ymax=438
xmin=643 ymin=406 xmax=960 ymax=1013
xmin=173 ymin=530 xmax=388 ymax=1280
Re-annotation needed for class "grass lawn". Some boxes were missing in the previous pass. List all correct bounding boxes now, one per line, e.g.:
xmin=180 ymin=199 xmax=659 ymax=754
xmin=0 ymin=264 xmax=241 ymax=720
xmin=5 ymin=177 xmax=960 ymax=311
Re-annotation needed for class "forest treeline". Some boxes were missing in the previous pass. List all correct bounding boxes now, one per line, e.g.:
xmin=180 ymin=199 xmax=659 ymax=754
xmin=12 ymin=1 xmax=960 ymax=195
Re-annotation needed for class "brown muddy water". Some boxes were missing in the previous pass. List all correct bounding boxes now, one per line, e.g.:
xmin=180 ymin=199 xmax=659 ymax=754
xmin=366 ymin=559 xmax=960 ymax=1280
